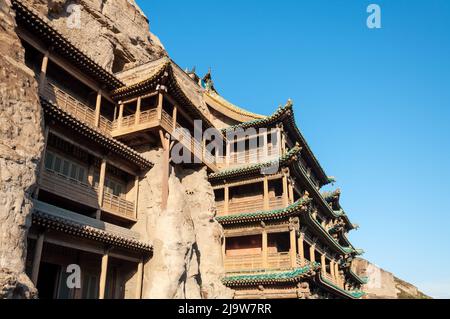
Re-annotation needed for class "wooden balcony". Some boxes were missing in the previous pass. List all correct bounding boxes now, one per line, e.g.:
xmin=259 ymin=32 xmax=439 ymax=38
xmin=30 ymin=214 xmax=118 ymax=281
xmin=224 ymin=252 xmax=293 ymax=273
xmin=41 ymin=82 xmax=113 ymax=136
xmin=40 ymin=169 xmax=136 ymax=222
xmin=216 ymin=146 xmax=279 ymax=169
xmin=102 ymin=191 xmax=136 ymax=221
xmin=40 ymin=169 xmax=99 ymax=209
xmin=216 ymin=196 xmax=285 ymax=216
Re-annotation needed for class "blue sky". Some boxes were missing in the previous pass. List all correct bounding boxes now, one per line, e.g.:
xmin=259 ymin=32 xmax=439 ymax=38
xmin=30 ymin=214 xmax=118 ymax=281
xmin=136 ymin=0 xmax=450 ymax=298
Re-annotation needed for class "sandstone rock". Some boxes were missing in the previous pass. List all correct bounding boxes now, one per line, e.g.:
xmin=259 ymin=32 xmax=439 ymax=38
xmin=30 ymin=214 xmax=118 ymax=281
xmin=135 ymin=148 xmax=231 ymax=299
xmin=0 ymin=0 xmax=43 ymax=299
xmin=22 ymin=0 xmax=167 ymax=72
xmin=353 ymin=258 xmax=430 ymax=299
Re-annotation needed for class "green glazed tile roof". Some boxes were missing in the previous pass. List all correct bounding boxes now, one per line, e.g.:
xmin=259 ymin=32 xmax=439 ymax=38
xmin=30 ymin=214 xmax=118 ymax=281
xmin=221 ymin=100 xmax=329 ymax=186
xmin=348 ymin=269 xmax=369 ymax=285
xmin=216 ymin=196 xmax=312 ymax=225
xmin=223 ymin=262 xmax=320 ymax=286
xmin=319 ymin=274 xmax=365 ymax=299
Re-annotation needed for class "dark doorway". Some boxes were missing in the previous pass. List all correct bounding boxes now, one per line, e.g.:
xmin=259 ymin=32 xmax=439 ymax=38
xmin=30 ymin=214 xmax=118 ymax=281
xmin=37 ymin=262 xmax=60 ymax=299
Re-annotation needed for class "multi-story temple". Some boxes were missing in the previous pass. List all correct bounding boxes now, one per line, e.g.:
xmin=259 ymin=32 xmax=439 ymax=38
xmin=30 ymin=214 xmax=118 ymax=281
xmin=8 ymin=0 xmax=366 ymax=299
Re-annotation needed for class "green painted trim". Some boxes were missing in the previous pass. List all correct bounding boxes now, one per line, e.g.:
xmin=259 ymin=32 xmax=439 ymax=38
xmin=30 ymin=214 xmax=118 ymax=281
xmin=223 ymin=262 xmax=320 ymax=286
xmin=319 ymin=274 xmax=365 ymax=299
xmin=215 ymin=196 xmax=312 ymax=224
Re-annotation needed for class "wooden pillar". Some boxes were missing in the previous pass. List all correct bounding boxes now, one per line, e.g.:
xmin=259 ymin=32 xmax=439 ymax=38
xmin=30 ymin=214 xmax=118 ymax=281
xmin=224 ymin=185 xmax=229 ymax=215
xmin=160 ymin=130 xmax=170 ymax=211
xmin=281 ymin=130 xmax=286 ymax=154
xmin=288 ymin=179 xmax=294 ymax=204
xmin=226 ymin=142 xmax=231 ymax=166
xmin=118 ymin=102 xmax=124 ymax=128
xmin=99 ymin=249 xmax=109 ymax=299
xmin=330 ymin=260 xmax=336 ymax=282
xmin=135 ymin=96 xmax=142 ymax=125
xmin=290 ymin=228 xmax=297 ymax=268
xmin=321 ymin=254 xmax=326 ymax=275
xmin=39 ymin=51 xmax=49 ymax=93
xmin=157 ymin=92 xmax=163 ymax=121
xmin=134 ymin=176 xmax=140 ymax=219
xmin=276 ymin=127 xmax=282 ymax=155
xmin=262 ymin=229 xmax=268 ymax=268
xmin=34 ymin=126 xmax=50 ymax=199
xmin=297 ymin=233 xmax=305 ymax=265
xmin=172 ymin=105 xmax=178 ymax=132
xmin=135 ymin=257 xmax=144 ymax=299
xmin=97 ymin=158 xmax=107 ymax=219
xmin=31 ymin=231 xmax=45 ymax=285
xmin=282 ymin=172 xmax=289 ymax=207
xmin=310 ymin=244 xmax=316 ymax=263
xmin=263 ymin=132 xmax=268 ymax=159
xmin=334 ymin=263 xmax=340 ymax=286
xmin=263 ymin=176 xmax=269 ymax=210
xmin=94 ymin=91 xmax=102 ymax=127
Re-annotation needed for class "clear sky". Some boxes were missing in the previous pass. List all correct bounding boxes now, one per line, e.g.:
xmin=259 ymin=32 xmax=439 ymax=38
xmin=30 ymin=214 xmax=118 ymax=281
xmin=136 ymin=0 xmax=450 ymax=298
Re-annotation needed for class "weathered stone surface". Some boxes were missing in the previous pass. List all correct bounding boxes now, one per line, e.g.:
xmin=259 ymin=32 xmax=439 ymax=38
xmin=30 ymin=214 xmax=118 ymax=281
xmin=135 ymin=148 xmax=231 ymax=299
xmin=353 ymin=258 xmax=430 ymax=299
xmin=0 ymin=0 xmax=43 ymax=299
xmin=22 ymin=0 xmax=166 ymax=72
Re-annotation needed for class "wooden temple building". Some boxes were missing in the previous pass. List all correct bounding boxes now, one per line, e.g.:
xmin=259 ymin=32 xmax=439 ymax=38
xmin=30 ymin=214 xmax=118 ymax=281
xmin=12 ymin=0 xmax=366 ymax=299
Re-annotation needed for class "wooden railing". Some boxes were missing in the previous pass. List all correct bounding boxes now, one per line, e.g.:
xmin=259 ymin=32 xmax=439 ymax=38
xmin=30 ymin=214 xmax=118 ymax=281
xmin=216 ymin=196 xmax=286 ymax=216
xmin=40 ymin=169 xmax=99 ymax=209
xmin=41 ymin=82 xmax=113 ymax=136
xmin=216 ymin=146 xmax=279 ymax=169
xmin=224 ymin=252 xmax=293 ymax=273
xmin=102 ymin=191 xmax=135 ymax=220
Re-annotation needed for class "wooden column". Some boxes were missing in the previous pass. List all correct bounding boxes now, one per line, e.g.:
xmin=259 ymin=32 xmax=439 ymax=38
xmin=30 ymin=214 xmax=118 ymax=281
xmin=135 ymin=257 xmax=144 ymax=299
xmin=160 ymin=130 xmax=170 ymax=211
xmin=97 ymin=158 xmax=107 ymax=219
xmin=134 ymin=176 xmax=140 ymax=219
xmin=31 ymin=231 xmax=45 ymax=285
xmin=39 ymin=51 xmax=49 ymax=93
xmin=224 ymin=185 xmax=229 ymax=215
xmin=330 ymin=260 xmax=336 ymax=282
xmin=99 ymin=249 xmax=109 ymax=299
xmin=172 ymin=105 xmax=178 ymax=132
xmin=262 ymin=229 xmax=268 ymax=268
xmin=288 ymin=179 xmax=294 ymax=204
xmin=334 ymin=263 xmax=341 ymax=286
xmin=135 ymin=96 xmax=142 ymax=125
xmin=226 ymin=142 xmax=231 ymax=166
xmin=262 ymin=132 xmax=268 ymax=159
xmin=34 ymin=126 xmax=50 ymax=199
xmin=281 ymin=130 xmax=286 ymax=154
xmin=321 ymin=254 xmax=326 ymax=275
xmin=263 ymin=176 xmax=269 ymax=210
xmin=297 ymin=233 xmax=305 ymax=265
xmin=276 ymin=127 xmax=282 ymax=155
xmin=310 ymin=244 xmax=316 ymax=263
xmin=282 ymin=172 xmax=289 ymax=207
xmin=118 ymin=102 xmax=124 ymax=128
xmin=94 ymin=91 xmax=102 ymax=127
xmin=290 ymin=228 xmax=297 ymax=268
xmin=157 ymin=92 xmax=163 ymax=121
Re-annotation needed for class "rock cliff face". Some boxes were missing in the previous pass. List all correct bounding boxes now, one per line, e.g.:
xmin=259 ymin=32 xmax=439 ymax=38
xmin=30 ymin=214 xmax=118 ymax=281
xmin=136 ymin=148 xmax=232 ymax=299
xmin=0 ymin=0 xmax=44 ymax=299
xmin=22 ymin=0 xmax=166 ymax=72
xmin=353 ymin=258 xmax=430 ymax=299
